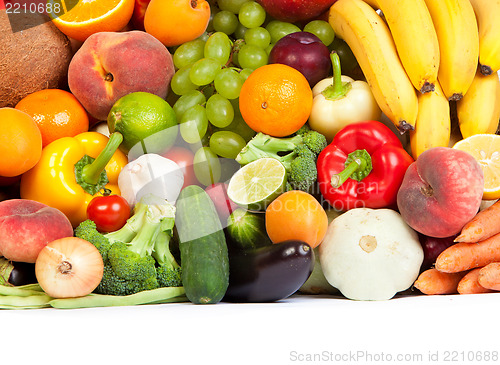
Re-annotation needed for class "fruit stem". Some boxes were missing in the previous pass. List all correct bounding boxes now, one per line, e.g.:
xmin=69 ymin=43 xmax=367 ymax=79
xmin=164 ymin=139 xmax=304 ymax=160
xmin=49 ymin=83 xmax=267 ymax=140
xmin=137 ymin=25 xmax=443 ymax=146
xmin=82 ymin=132 xmax=123 ymax=185
xmin=330 ymin=149 xmax=373 ymax=188
xmin=321 ymin=51 xmax=351 ymax=101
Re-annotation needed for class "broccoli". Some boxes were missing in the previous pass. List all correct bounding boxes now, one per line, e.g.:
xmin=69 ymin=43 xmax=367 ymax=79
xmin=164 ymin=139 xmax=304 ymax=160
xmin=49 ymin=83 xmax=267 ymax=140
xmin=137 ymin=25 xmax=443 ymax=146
xmin=74 ymin=194 xmax=182 ymax=296
xmin=235 ymin=128 xmax=327 ymax=192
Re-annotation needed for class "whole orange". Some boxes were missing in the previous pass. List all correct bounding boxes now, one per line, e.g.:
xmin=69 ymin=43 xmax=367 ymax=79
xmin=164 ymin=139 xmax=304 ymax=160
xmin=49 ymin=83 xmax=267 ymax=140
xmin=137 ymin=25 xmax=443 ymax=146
xmin=144 ymin=0 xmax=211 ymax=47
xmin=0 ymin=108 xmax=42 ymax=177
xmin=16 ymin=89 xmax=89 ymax=147
xmin=265 ymin=190 xmax=328 ymax=248
xmin=239 ymin=63 xmax=313 ymax=137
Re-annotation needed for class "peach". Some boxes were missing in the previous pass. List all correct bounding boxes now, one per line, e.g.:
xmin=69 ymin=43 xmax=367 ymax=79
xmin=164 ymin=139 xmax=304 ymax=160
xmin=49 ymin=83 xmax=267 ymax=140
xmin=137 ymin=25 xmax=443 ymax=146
xmin=68 ymin=30 xmax=175 ymax=121
xmin=397 ymin=147 xmax=484 ymax=238
xmin=0 ymin=199 xmax=74 ymax=263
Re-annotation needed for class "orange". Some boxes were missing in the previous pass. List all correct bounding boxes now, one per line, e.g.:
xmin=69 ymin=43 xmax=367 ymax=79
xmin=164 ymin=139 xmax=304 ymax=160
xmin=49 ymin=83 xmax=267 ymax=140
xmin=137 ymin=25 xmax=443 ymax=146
xmin=265 ymin=190 xmax=329 ymax=248
xmin=16 ymin=89 xmax=89 ymax=147
xmin=0 ymin=108 xmax=42 ymax=177
xmin=239 ymin=63 xmax=313 ymax=137
xmin=144 ymin=0 xmax=211 ymax=47
xmin=47 ymin=0 xmax=135 ymax=42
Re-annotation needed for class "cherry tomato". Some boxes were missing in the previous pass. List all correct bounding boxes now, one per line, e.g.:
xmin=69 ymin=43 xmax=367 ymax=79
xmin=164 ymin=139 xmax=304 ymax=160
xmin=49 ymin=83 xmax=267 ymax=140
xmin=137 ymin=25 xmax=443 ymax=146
xmin=162 ymin=146 xmax=199 ymax=188
xmin=87 ymin=194 xmax=131 ymax=233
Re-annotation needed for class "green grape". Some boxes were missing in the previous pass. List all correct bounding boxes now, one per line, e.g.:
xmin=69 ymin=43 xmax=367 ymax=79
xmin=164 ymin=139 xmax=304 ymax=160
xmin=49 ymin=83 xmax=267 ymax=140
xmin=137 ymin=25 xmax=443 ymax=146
xmin=239 ymin=68 xmax=254 ymax=80
xmin=173 ymin=89 xmax=206 ymax=121
xmin=206 ymin=2 xmax=219 ymax=32
xmin=171 ymin=65 xmax=198 ymax=96
xmin=209 ymin=130 xmax=247 ymax=159
xmin=213 ymin=10 xmax=239 ymax=35
xmin=238 ymin=1 xmax=266 ymax=29
xmin=206 ymin=93 xmax=234 ymax=128
xmin=303 ymin=20 xmax=335 ymax=47
xmin=265 ymin=43 xmax=274 ymax=55
xmin=265 ymin=20 xmax=301 ymax=44
xmin=222 ymin=113 xmax=256 ymax=142
xmin=244 ymin=26 xmax=271 ymax=49
xmin=217 ymin=0 xmax=248 ymax=14
xmin=204 ymin=32 xmax=232 ymax=65
xmin=180 ymin=104 xmax=209 ymax=144
xmin=189 ymin=57 xmax=222 ymax=86
xmin=213 ymin=67 xmax=244 ymax=100
xmin=238 ymin=44 xmax=268 ymax=70
xmin=193 ymin=147 xmax=222 ymax=186
xmin=234 ymin=22 xmax=248 ymax=40
xmin=173 ymin=39 xmax=206 ymax=69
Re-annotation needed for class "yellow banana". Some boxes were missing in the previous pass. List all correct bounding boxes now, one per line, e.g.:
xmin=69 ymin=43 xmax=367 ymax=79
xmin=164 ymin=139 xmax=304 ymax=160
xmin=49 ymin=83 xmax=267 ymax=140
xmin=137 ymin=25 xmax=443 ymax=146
xmin=423 ymin=0 xmax=479 ymax=101
xmin=410 ymin=82 xmax=451 ymax=158
xmin=329 ymin=0 xmax=418 ymax=133
xmin=376 ymin=0 xmax=440 ymax=94
xmin=457 ymin=69 xmax=500 ymax=138
xmin=468 ymin=0 xmax=500 ymax=76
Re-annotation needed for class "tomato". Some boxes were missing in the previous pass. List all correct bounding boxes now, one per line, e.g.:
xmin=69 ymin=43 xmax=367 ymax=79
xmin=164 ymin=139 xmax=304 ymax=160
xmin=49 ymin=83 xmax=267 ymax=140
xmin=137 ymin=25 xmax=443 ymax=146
xmin=87 ymin=194 xmax=131 ymax=233
xmin=162 ymin=146 xmax=199 ymax=188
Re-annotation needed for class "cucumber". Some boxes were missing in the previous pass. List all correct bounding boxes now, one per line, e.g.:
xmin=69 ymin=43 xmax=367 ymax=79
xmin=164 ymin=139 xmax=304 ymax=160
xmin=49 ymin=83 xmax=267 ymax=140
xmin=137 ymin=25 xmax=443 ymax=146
xmin=226 ymin=208 xmax=272 ymax=251
xmin=175 ymin=185 xmax=229 ymax=304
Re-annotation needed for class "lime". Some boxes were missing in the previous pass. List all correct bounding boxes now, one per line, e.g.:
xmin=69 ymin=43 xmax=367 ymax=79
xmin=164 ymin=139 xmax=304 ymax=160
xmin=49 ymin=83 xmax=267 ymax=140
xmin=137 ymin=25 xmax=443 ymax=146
xmin=107 ymin=92 xmax=178 ymax=157
xmin=227 ymin=157 xmax=286 ymax=210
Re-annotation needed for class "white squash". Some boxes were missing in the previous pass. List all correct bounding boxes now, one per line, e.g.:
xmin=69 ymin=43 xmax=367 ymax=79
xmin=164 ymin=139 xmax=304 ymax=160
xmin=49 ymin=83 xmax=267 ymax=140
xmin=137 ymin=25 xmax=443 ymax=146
xmin=319 ymin=208 xmax=423 ymax=300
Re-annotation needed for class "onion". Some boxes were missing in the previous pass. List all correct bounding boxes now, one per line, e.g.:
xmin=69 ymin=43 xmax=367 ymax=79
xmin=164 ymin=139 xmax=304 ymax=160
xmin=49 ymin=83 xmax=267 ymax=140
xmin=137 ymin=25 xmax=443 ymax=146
xmin=35 ymin=237 xmax=104 ymax=298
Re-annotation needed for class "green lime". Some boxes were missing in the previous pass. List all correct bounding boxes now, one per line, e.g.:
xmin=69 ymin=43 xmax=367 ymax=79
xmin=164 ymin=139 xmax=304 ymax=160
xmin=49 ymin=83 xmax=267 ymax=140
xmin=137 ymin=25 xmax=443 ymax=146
xmin=227 ymin=157 xmax=286 ymax=211
xmin=107 ymin=92 xmax=178 ymax=156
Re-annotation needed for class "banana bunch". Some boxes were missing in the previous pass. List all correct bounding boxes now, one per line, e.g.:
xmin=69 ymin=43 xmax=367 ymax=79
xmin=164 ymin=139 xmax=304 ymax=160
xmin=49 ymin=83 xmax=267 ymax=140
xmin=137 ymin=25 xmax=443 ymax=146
xmin=328 ymin=0 xmax=500 ymax=158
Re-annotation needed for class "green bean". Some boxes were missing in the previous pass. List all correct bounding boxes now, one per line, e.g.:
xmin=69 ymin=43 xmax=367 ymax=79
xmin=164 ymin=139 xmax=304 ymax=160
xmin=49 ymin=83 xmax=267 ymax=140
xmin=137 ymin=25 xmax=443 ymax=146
xmin=49 ymin=287 xmax=187 ymax=309
xmin=0 ymin=284 xmax=46 ymax=297
xmin=0 ymin=294 xmax=52 ymax=308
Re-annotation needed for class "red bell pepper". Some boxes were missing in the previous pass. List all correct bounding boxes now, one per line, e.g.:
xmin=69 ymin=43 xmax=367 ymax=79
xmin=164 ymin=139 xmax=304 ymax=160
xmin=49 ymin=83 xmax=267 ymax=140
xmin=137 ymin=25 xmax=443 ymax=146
xmin=316 ymin=120 xmax=414 ymax=211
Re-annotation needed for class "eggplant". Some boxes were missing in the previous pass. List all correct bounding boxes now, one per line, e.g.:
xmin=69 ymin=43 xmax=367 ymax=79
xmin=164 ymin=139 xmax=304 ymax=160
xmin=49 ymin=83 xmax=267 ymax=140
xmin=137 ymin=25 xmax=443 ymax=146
xmin=0 ymin=257 xmax=37 ymax=286
xmin=223 ymin=240 xmax=314 ymax=303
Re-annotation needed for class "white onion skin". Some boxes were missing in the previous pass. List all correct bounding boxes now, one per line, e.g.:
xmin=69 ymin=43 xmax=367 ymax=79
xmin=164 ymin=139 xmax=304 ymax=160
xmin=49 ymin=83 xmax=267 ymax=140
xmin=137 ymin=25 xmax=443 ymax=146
xmin=35 ymin=237 xmax=104 ymax=298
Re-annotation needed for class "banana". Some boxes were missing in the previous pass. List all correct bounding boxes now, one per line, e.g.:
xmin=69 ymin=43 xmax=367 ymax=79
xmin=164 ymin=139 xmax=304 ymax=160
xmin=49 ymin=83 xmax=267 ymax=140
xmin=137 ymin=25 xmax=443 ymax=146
xmin=410 ymin=81 xmax=451 ymax=158
xmin=329 ymin=0 xmax=418 ymax=133
xmin=422 ymin=0 xmax=479 ymax=101
xmin=376 ymin=0 xmax=440 ymax=94
xmin=468 ymin=0 xmax=500 ymax=76
xmin=457 ymin=68 xmax=500 ymax=138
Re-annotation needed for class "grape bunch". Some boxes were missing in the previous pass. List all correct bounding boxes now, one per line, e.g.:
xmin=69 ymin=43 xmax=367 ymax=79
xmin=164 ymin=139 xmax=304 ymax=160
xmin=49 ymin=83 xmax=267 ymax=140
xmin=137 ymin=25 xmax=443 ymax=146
xmin=169 ymin=0 xmax=339 ymax=186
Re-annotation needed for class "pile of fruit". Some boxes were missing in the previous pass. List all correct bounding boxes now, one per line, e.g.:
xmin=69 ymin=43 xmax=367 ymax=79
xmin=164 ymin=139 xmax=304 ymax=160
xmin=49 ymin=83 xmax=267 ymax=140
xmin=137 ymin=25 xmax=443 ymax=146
xmin=0 ymin=0 xmax=499 ymax=309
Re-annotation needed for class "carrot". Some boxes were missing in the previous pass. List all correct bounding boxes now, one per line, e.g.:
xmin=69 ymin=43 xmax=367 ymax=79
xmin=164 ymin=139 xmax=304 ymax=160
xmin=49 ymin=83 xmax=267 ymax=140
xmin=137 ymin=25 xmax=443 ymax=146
xmin=435 ymin=233 xmax=500 ymax=273
xmin=455 ymin=199 xmax=500 ymax=243
xmin=478 ymin=262 xmax=500 ymax=291
xmin=413 ymin=268 xmax=466 ymax=295
xmin=457 ymin=268 xmax=495 ymax=294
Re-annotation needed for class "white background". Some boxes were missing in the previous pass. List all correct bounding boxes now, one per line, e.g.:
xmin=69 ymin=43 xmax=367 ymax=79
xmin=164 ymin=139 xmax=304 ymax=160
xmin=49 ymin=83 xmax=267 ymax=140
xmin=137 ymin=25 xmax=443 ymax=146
xmin=2 ymin=292 xmax=500 ymax=365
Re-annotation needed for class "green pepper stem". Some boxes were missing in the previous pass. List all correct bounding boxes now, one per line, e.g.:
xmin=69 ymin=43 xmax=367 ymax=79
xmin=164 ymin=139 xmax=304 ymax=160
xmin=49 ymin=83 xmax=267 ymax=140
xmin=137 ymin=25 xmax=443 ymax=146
xmin=330 ymin=149 xmax=373 ymax=188
xmin=331 ymin=159 xmax=362 ymax=188
xmin=321 ymin=51 xmax=352 ymax=101
xmin=81 ymin=132 xmax=123 ymax=185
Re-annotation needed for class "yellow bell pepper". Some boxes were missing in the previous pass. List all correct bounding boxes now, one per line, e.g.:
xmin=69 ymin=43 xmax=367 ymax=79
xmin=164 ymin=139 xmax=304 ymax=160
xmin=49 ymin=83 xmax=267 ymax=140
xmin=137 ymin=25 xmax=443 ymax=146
xmin=20 ymin=131 xmax=128 ymax=227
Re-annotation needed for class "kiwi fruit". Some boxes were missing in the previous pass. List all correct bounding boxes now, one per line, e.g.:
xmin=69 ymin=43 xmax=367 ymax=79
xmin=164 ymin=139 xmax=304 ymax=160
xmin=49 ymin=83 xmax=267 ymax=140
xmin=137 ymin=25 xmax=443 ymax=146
xmin=0 ymin=10 xmax=73 ymax=107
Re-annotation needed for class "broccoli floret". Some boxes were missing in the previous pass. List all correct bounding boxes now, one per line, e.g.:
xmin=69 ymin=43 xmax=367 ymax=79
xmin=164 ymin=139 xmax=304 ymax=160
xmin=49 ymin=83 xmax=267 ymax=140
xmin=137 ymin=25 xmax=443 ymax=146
xmin=157 ymin=265 xmax=182 ymax=287
xmin=74 ymin=194 xmax=181 ymax=296
xmin=288 ymin=156 xmax=318 ymax=192
xmin=235 ymin=130 xmax=326 ymax=192
xmin=74 ymin=219 xmax=112 ymax=262
xmin=302 ymin=131 xmax=327 ymax=155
